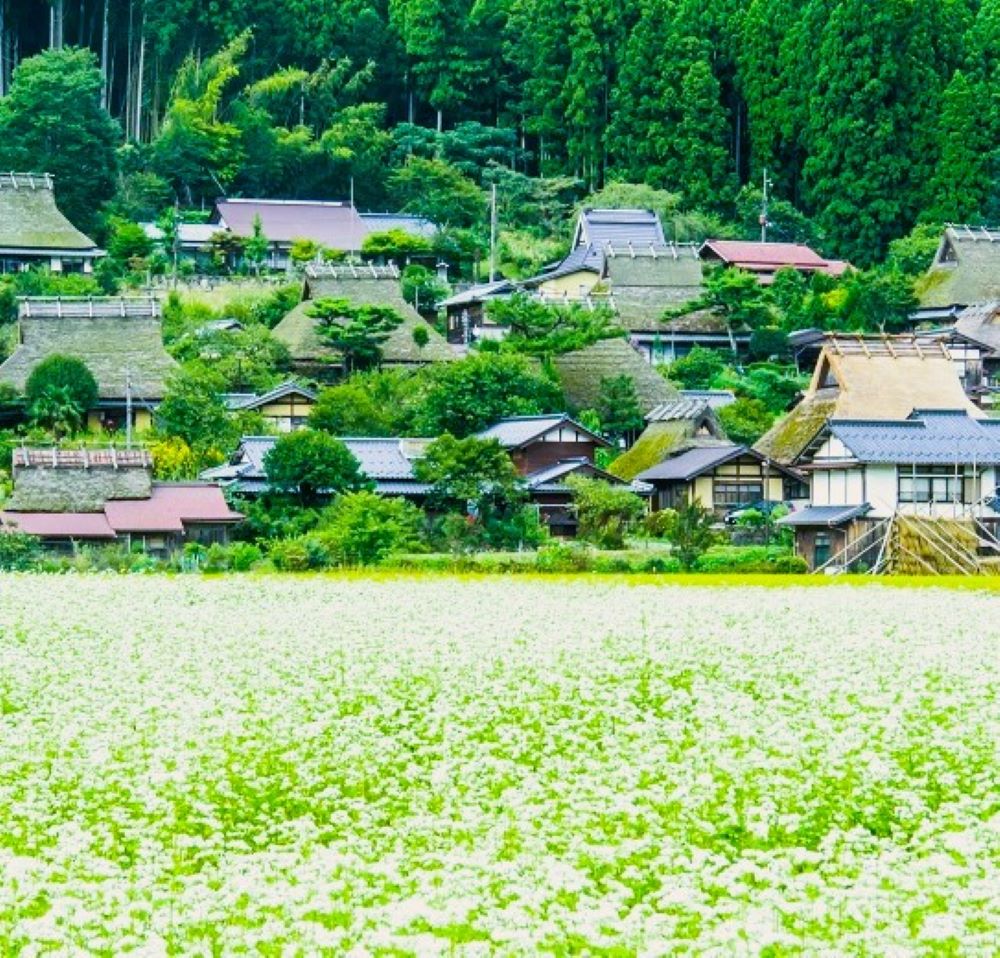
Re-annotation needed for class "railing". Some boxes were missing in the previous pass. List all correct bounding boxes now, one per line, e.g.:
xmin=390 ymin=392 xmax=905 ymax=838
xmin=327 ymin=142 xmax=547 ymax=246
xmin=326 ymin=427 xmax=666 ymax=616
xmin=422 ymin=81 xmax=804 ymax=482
xmin=813 ymin=518 xmax=892 ymax=575
xmin=18 ymin=296 xmax=161 ymax=319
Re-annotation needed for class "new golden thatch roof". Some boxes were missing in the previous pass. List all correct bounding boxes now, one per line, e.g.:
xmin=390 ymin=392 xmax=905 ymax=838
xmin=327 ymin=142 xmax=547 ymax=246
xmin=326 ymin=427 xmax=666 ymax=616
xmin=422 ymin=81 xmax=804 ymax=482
xmin=755 ymin=334 xmax=983 ymax=464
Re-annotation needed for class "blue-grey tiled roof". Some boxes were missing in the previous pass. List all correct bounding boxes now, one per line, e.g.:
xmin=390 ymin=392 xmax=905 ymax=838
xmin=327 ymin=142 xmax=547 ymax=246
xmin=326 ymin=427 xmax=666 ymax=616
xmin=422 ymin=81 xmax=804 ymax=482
xmin=778 ymin=504 xmax=870 ymax=527
xmin=829 ymin=411 xmax=1000 ymax=465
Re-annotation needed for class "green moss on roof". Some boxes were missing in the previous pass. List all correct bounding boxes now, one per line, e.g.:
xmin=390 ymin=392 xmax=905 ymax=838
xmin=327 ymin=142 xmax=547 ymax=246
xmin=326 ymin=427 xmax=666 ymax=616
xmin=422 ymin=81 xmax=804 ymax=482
xmin=754 ymin=394 xmax=837 ymax=464
xmin=609 ymin=421 xmax=689 ymax=480
xmin=552 ymin=338 xmax=677 ymax=413
xmin=0 ymin=314 xmax=177 ymax=399
xmin=272 ymin=275 xmax=454 ymax=366
xmin=0 ymin=179 xmax=98 ymax=251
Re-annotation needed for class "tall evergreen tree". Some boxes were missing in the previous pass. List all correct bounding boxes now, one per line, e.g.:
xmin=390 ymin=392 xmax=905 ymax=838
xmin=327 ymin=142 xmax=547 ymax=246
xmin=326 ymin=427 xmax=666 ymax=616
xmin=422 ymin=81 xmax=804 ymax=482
xmin=802 ymin=0 xmax=953 ymax=265
xmin=922 ymin=70 xmax=994 ymax=223
xmin=674 ymin=59 xmax=736 ymax=209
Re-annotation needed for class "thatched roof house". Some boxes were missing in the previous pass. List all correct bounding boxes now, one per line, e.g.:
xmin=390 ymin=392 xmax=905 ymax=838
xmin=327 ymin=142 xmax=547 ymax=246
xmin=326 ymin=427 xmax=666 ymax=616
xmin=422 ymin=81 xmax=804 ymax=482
xmin=0 ymin=173 xmax=103 ymax=272
xmin=273 ymin=264 xmax=454 ymax=378
xmin=918 ymin=225 xmax=1000 ymax=310
xmin=954 ymin=301 xmax=1000 ymax=354
xmin=755 ymin=334 xmax=984 ymax=465
xmin=0 ymin=297 xmax=176 ymax=431
xmin=551 ymin=337 xmax=677 ymax=414
xmin=610 ymin=398 xmax=728 ymax=480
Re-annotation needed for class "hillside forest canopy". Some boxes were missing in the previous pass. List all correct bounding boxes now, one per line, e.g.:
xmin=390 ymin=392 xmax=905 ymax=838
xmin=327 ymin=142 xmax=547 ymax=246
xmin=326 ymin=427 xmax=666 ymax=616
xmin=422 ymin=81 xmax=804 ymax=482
xmin=3 ymin=0 xmax=1000 ymax=268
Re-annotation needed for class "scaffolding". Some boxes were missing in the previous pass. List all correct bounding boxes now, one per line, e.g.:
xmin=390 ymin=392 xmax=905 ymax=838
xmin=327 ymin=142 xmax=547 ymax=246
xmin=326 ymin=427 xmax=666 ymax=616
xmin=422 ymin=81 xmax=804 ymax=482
xmin=814 ymin=501 xmax=1000 ymax=576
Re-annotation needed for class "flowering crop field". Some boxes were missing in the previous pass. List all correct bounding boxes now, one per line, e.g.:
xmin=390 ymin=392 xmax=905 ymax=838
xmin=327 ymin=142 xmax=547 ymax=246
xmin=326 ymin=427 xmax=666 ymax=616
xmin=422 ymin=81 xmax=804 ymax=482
xmin=0 ymin=574 xmax=998 ymax=955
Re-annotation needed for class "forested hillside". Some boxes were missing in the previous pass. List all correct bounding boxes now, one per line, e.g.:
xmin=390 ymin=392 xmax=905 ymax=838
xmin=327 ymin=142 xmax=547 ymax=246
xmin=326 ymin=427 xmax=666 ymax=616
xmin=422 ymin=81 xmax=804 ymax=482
xmin=5 ymin=0 xmax=1000 ymax=263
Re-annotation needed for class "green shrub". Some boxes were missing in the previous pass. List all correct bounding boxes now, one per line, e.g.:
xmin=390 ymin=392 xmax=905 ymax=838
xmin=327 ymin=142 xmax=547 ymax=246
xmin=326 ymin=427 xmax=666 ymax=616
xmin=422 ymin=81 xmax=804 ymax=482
xmin=317 ymin=491 xmax=423 ymax=566
xmin=229 ymin=542 xmax=263 ymax=571
xmin=535 ymin=541 xmax=592 ymax=572
xmin=268 ymin=537 xmax=330 ymax=571
xmin=0 ymin=530 xmax=40 ymax=570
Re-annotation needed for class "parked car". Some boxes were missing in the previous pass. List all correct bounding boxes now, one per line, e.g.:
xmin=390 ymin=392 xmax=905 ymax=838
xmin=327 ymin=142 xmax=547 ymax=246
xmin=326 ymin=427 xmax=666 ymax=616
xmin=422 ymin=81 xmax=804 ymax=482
xmin=724 ymin=500 xmax=794 ymax=525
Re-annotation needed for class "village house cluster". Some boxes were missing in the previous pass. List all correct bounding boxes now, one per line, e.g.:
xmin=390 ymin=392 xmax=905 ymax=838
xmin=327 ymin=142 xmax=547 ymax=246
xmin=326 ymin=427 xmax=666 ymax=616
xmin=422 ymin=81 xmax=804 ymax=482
xmin=0 ymin=174 xmax=999 ymax=573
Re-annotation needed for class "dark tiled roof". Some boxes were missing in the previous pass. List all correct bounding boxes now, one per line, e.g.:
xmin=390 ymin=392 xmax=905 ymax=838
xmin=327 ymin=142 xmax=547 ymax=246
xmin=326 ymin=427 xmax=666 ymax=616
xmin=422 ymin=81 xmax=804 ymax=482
xmin=478 ymin=414 xmax=608 ymax=449
xmin=635 ymin=444 xmax=747 ymax=482
xmin=827 ymin=411 xmax=1000 ymax=465
xmin=645 ymin=398 xmax=713 ymax=422
xmin=778 ymin=504 xmax=871 ymax=527
xmin=204 ymin=435 xmax=433 ymax=487
xmin=224 ymin=380 xmax=317 ymax=412
xmin=576 ymin=209 xmax=666 ymax=248
xmin=680 ymin=389 xmax=736 ymax=409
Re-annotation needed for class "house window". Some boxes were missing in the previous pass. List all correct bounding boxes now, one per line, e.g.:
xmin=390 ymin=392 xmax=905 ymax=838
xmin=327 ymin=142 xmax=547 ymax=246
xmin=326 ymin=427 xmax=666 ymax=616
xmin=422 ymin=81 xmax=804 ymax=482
xmin=784 ymin=477 xmax=809 ymax=500
xmin=897 ymin=465 xmax=965 ymax=504
xmin=713 ymin=482 xmax=763 ymax=507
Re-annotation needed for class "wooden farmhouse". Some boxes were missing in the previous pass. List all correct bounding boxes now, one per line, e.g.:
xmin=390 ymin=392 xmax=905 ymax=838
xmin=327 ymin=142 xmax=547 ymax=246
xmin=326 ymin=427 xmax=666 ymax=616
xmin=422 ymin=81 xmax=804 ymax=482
xmin=780 ymin=411 xmax=1000 ymax=572
xmin=755 ymin=334 xmax=985 ymax=466
xmin=442 ymin=208 xmax=744 ymax=358
xmin=477 ymin=414 xmax=639 ymax=535
xmin=0 ymin=297 xmax=177 ymax=432
xmin=635 ymin=444 xmax=806 ymax=516
xmin=222 ymin=380 xmax=317 ymax=432
xmin=754 ymin=334 xmax=1000 ymax=572
xmin=272 ymin=263 xmax=454 ymax=379
xmin=0 ymin=173 xmax=103 ymax=274
xmin=1 ymin=448 xmax=242 ymax=554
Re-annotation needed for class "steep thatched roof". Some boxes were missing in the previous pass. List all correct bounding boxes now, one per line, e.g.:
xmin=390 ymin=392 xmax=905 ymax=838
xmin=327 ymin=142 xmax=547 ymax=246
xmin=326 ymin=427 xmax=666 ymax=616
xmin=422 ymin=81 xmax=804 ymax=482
xmin=918 ymin=226 xmax=1000 ymax=308
xmin=0 ymin=173 xmax=100 ymax=253
xmin=954 ymin=301 xmax=1000 ymax=353
xmin=754 ymin=334 xmax=982 ymax=464
xmin=0 ymin=309 xmax=177 ymax=400
xmin=273 ymin=265 xmax=454 ymax=368
xmin=551 ymin=337 xmax=677 ymax=413
xmin=610 ymin=402 xmax=727 ymax=480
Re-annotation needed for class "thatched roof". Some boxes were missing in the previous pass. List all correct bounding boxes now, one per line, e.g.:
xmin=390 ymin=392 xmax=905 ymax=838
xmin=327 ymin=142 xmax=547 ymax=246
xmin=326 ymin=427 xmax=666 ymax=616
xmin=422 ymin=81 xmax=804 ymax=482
xmin=918 ymin=226 xmax=1000 ymax=308
xmin=605 ymin=251 xmax=704 ymax=331
xmin=0 ymin=308 xmax=177 ymax=400
xmin=273 ymin=265 xmax=454 ymax=368
xmin=954 ymin=301 xmax=1000 ymax=353
xmin=0 ymin=173 xmax=100 ymax=253
xmin=610 ymin=402 xmax=727 ymax=480
xmin=551 ymin=337 xmax=677 ymax=413
xmin=754 ymin=334 xmax=983 ymax=464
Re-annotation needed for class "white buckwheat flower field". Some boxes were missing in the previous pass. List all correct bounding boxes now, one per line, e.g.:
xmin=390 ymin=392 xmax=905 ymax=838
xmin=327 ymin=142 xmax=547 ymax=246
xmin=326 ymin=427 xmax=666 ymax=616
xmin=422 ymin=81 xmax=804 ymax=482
xmin=0 ymin=574 xmax=998 ymax=954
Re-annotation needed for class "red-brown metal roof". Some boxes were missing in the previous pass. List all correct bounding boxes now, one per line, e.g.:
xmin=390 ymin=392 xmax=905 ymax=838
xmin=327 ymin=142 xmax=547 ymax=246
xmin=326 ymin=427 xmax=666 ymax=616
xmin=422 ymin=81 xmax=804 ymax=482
xmin=1 ymin=511 xmax=116 ymax=538
xmin=103 ymin=483 xmax=243 ymax=533
xmin=700 ymin=240 xmax=848 ymax=275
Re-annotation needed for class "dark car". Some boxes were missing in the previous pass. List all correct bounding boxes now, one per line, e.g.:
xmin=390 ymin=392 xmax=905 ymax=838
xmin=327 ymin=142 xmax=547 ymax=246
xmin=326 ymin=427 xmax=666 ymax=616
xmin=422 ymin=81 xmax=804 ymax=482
xmin=724 ymin=500 xmax=794 ymax=525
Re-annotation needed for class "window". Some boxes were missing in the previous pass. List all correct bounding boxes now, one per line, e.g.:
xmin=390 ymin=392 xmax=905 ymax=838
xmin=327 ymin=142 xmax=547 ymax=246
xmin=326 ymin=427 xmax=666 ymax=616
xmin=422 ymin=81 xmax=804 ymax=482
xmin=713 ymin=482 xmax=763 ymax=507
xmin=897 ymin=465 xmax=965 ymax=504
xmin=784 ymin=478 xmax=810 ymax=500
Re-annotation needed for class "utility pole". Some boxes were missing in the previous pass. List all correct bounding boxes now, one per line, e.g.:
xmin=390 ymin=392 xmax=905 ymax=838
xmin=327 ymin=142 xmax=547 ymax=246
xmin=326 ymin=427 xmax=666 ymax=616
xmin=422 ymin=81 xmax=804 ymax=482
xmin=489 ymin=182 xmax=498 ymax=283
xmin=125 ymin=370 xmax=133 ymax=449
xmin=760 ymin=167 xmax=772 ymax=244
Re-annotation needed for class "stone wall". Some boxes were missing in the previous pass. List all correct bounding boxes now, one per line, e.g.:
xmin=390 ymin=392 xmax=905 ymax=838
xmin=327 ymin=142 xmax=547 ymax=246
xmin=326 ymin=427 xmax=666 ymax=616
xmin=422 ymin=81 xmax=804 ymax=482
xmin=7 ymin=466 xmax=152 ymax=512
